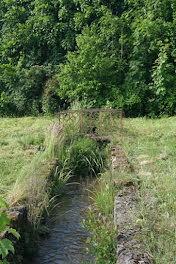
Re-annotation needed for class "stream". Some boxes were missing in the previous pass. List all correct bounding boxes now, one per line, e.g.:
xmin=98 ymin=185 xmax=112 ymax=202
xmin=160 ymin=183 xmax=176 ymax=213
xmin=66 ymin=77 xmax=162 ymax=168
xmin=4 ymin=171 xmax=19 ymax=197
xmin=25 ymin=176 xmax=96 ymax=264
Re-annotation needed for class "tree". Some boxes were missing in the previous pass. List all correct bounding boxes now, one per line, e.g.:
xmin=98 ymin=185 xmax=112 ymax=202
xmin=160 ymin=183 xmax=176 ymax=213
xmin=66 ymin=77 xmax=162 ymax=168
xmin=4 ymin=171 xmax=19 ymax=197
xmin=58 ymin=10 xmax=126 ymax=108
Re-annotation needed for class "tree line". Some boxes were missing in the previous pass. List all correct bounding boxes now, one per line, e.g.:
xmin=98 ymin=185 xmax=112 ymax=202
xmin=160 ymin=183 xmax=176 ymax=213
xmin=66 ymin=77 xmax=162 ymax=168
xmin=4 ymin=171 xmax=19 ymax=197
xmin=0 ymin=0 xmax=176 ymax=117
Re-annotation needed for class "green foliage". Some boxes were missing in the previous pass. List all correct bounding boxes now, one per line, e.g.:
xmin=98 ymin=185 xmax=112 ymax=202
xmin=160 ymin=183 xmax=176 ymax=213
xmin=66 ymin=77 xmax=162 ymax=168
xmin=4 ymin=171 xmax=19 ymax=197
xmin=0 ymin=92 xmax=9 ymax=116
xmin=58 ymin=11 xmax=125 ymax=108
xmin=0 ymin=0 xmax=176 ymax=116
xmin=58 ymin=0 xmax=176 ymax=116
xmin=69 ymin=137 xmax=100 ymax=176
xmin=42 ymin=78 xmax=61 ymax=114
xmin=0 ymin=199 xmax=20 ymax=264
xmin=82 ymin=169 xmax=117 ymax=263
xmin=52 ymin=163 xmax=72 ymax=195
xmin=149 ymin=41 xmax=176 ymax=116
xmin=83 ymin=209 xmax=117 ymax=264
xmin=94 ymin=182 xmax=115 ymax=215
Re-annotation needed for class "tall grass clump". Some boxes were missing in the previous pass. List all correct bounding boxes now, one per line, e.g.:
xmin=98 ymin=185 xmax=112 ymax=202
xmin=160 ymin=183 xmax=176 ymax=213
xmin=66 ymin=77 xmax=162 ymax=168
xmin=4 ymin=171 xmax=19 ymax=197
xmin=69 ymin=137 xmax=102 ymax=177
xmin=52 ymin=160 xmax=72 ymax=196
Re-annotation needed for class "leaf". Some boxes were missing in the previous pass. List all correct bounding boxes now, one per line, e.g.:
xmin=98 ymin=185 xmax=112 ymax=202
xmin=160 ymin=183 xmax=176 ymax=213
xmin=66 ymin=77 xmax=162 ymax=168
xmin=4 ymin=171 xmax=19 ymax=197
xmin=0 ymin=213 xmax=10 ymax=232
xmin=7 ymin=228 xmax=20 ymax=240
xmin=0 ymin=200 xmax=8 ymax=210
xmin=0 ymin=239 xmax=14 ymax=259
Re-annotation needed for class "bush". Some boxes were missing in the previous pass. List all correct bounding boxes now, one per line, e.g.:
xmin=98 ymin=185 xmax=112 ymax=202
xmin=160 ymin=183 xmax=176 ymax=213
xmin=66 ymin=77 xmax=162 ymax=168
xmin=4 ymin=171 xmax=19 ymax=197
xmin=42 ymin=78 xmax=61 ymax=114
xmin=69 ymin=137 xmax=100 ymax=177
xmin=1 ymin=65 xmax=48 ymax=116
xmin=0 ymin=92 xmax=10 ymax=116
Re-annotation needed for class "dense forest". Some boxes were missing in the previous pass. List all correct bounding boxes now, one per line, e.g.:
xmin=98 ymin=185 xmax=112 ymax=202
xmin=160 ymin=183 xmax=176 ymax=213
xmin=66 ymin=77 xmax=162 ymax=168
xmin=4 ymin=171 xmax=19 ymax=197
xmin=0 ymin=0 xmax=176 ymax=117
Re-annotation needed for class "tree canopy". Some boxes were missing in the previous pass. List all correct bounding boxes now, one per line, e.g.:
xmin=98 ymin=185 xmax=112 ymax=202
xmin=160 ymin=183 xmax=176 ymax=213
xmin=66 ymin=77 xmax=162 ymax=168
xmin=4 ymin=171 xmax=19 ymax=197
xmin=0 ymin=0 xmax=176 ymax=116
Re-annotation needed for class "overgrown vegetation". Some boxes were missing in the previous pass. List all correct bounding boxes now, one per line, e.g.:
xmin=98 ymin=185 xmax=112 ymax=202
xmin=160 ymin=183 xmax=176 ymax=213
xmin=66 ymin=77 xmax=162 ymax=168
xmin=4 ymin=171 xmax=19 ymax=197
xmin=0 ymin=116 xmax=103 ymax=230
xmin=0 ymin=0 xmax=176 ymax=116
xmin=0 ymin=115 xmax=108 ymax=264
xmin=1 ymin=114 xmax=176 ymax=263
xmin=83 ymin=171 xmax=118 ymax=264
xmin=69 ymin=137 xmax=101 ymax=177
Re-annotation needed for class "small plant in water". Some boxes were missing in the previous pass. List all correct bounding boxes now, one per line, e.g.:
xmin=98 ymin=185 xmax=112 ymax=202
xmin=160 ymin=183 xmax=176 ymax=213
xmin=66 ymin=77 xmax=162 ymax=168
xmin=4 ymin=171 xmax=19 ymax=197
xmin=83 ymin=208 xmax=117 ymax=264
xmin=82 ymin=171 xmax=117 ymax=264
xmin=0 ymin=199 xmax=20 ymax=263
xmin=52 ymin=159 xmax=72 ymax=195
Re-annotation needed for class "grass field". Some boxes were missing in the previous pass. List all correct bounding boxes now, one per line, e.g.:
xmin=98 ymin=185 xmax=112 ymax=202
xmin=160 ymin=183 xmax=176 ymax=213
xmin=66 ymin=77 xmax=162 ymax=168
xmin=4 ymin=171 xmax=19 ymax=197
xmin=0 ymin=116 xmax=176 ymax=263
xmin=0 ymin=117 xmax=57 ymax=200
xmin=93 ymin=116 xmax=176 ymax=264
xmin=122 ymin=117 xmax=176 ymax=264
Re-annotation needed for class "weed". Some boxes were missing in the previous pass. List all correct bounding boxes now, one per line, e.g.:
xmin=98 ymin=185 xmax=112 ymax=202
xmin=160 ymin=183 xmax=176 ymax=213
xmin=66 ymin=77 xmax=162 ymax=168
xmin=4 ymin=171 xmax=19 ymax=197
xmin=83 ymin=209 xmax=117 ymax=264
xmin=90 ymin=172 xmax=115 ymax=216
xmin=52 ymin=162 xmax=72 ymax=196
xmin=83 ymin=171 xmax=117 ymax=264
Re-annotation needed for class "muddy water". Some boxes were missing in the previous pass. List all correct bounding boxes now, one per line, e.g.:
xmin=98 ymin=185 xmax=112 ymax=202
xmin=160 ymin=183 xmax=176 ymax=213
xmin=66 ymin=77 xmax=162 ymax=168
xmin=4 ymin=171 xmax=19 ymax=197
xmin=27 ymin=177 xmax=95 ymax=264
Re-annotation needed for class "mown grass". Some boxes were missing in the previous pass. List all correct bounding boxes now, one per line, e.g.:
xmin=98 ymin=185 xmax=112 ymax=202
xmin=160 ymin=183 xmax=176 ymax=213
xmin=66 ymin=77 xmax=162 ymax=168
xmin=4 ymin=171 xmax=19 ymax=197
xmin=121 ymin=117 xmax=176 ymax=264
xmin=0 ymin=117 xmax=57 ymax=200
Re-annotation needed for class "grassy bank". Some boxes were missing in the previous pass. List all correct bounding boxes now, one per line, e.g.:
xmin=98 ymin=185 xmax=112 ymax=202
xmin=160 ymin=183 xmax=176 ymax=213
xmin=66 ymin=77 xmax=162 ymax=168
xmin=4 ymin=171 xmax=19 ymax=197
xmin=0 ymin=116 xmax=102 ymax=223
xmin=85 ymin=117 xmax=176 ymax=264
xmin=122 ymin=117 xmax=176 ymax=264
xmin=0 ymin=117 xmax=57 ymax=200
xmin=0 ymin=116 xmax=105 ymax=263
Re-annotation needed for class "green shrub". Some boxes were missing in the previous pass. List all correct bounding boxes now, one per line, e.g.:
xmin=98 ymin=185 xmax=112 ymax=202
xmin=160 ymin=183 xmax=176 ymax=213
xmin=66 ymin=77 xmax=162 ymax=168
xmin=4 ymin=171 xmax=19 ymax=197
xmin=0 ymin=92 xmax=10 ymax=117
xmin=42 ymin=78 xmax=61 ymax=115
xmin=0 ymin=199 xmax=20 ymax=263
xmin=69 ymin=137 xmax=100 ymax=177
xmin=1 ymin=65 xmax=47 ymax=116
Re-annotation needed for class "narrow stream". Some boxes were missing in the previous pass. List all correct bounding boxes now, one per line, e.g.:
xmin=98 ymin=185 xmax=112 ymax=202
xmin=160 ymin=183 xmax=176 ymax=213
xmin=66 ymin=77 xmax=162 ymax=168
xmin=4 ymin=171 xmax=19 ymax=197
xmin=26 ymin=177 xmax=95 ymax=264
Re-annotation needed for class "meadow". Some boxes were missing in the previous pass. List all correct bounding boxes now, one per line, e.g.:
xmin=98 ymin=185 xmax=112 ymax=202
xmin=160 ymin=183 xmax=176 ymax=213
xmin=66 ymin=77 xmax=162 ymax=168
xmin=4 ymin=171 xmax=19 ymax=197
xmin=122 ymin=117 xmax=176 ymax=263
xmin=0 ymin=117 xmax=57 ymax=201
xmin=0 ymin=116 xmax=176 ymax=263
